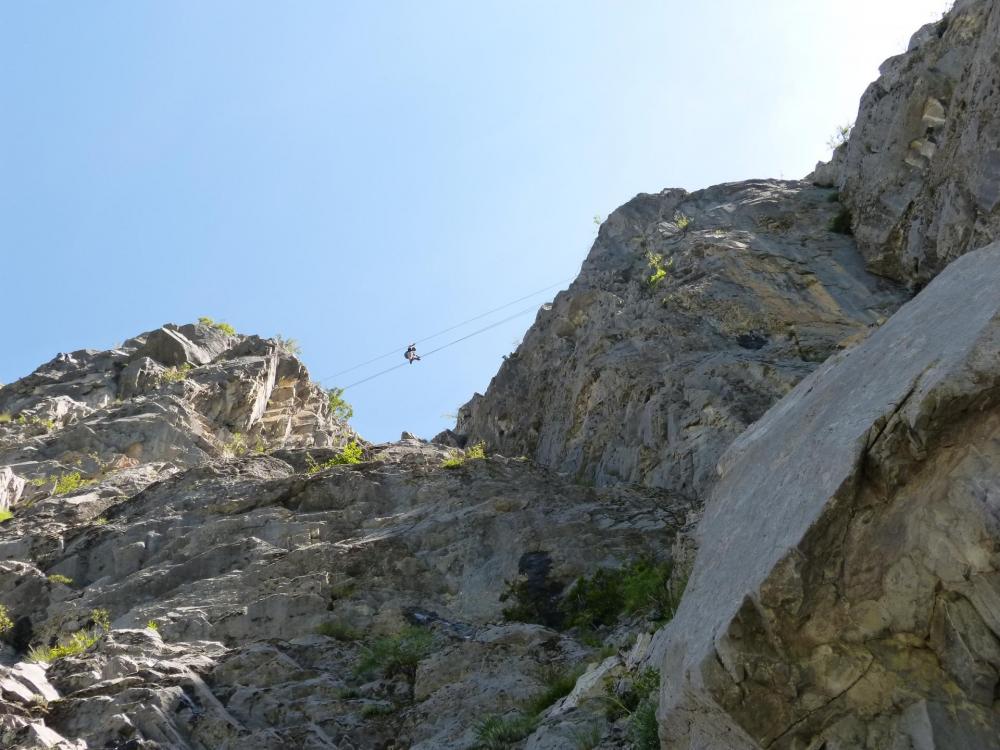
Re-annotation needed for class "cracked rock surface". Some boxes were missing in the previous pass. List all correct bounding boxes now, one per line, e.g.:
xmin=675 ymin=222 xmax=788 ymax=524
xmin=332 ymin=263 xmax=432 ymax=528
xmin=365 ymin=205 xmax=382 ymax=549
xmin=457 ymin=180 xmax=905 ymax=497
xmin=0 ymin=331 xmax=688 ymax=748
xmin=827 ymin=0 xmax=1000 ymax=287
xmin=655 ymin=241 xmax=1000 ymax=749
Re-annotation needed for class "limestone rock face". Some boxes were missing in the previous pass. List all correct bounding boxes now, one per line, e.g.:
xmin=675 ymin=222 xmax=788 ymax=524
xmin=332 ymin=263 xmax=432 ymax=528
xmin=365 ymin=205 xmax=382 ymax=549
xmin=457 ymin=180 xmax=905 ymax=497
xmin=837 ymin=0 xmax=1000 ymax=286
xmin=656 ymin=242 xmax=1000 ymax=749
xmin=0 ymin=328 xmax=688 ymax=749
xmin=0 ymin=323 xmax=352 ymax=488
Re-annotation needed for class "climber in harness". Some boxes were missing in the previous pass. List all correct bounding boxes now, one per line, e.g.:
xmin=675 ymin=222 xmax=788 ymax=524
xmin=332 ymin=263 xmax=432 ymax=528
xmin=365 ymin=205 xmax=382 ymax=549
xmin=404 ymin=344 xmax=422 ymax=364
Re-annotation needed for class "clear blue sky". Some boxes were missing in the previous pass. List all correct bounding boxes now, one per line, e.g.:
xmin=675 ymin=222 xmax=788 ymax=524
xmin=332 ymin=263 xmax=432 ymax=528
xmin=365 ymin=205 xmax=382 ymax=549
xmin=0 ymin=1 xmax=950 ymax=442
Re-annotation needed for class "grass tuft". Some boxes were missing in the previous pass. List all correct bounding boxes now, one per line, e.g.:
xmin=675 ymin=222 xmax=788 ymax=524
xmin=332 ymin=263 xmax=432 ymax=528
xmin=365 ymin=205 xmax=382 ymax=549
xmin=474 ymin=714 xmax=538 ymax=749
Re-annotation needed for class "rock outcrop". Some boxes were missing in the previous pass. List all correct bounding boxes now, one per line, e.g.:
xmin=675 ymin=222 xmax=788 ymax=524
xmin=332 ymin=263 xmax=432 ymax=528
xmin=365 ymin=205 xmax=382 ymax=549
xmin=656 ymin=241 xmax=1000 ymax=748
xmin=458 ymin=180 xmax=905 ymax=496
xmin=830 ymin=0 xmax=1000 ymax=287
xmin=0 ymin=331 xmax=689 ymax=748
xmin=4 ymin=3 xmax=1000 ymax=748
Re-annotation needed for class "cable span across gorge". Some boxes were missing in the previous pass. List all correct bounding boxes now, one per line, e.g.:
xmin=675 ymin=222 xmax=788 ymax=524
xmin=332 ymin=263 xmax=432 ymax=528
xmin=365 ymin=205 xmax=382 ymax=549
xmin=316 ymin=278 xmax=571 ymax=385
xmin=319 ymin=278 xmax=571 ymax=392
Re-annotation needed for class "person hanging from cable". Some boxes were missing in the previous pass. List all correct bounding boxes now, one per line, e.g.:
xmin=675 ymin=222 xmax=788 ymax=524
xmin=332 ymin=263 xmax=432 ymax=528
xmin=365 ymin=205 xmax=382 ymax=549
xmin=404 ymin=343 xmax=422 ymax=364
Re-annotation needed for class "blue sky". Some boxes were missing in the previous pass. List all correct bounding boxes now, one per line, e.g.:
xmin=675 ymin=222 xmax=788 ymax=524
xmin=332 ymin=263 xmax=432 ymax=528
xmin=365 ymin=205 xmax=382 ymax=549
xmin=1 ymin=1 xmax=950 ymax=442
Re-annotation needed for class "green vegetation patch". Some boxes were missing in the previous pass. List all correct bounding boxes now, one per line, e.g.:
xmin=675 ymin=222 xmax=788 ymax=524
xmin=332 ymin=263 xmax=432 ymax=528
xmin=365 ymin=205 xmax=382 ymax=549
xmin=441 ymin=441 xmax=487 ymax=469
xmin=354 ymin=626 xmax=434 ymax=680
xmin=829 ymin=207 xmax=853 ymax=235
xmin=47 ymin=574 xmax=73 ymax=586
xmin=198 ymin=316 xmax=237 ymax=335
xmin=0 ymin=605 xmax=13 ymax=635
xmin=327 ymin=387 xmax=354 ymax=421
xmin=0 ymin=509 xmax=12 ymax=523
xmin=502 ymin=557 xmax=687 ymax=631
xmin=474 ymin=713 xmax=539 ymax=749
xmin=29 ymin=608 xmax=110 ymax=664
xmin=315 ymin=620 xmax=361 ymax=642
xmin=521 ymin=664 xmax=584 ymax=716
xmin=307 ymin=440 xmax=364 ymax=473
xmin=160 ymin=363 xmax=192 ymax=384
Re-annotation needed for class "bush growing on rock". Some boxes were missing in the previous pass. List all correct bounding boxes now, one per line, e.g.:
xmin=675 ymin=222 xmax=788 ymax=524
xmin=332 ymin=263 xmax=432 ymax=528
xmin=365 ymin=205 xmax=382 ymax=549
xmin=198 ymin=316 xmax=237 ymax=335
xmin=0 ymin=604 xmax=13 ymax=635
xmin=327 ymin=387 xmax=353 ymax=421
xmin=315 ymin=620 xmax=361 ymax=641
xmin=224 ymin=432 xmax=249 ymax=457
xmin=47 ymin=574 xmax=73 ymax=586
xmin=0 ymin=509 xmax=12 ymax=523
xmin=503 ymin=557 xmax=686 ymax=632
xmin=29 ymin=608 xmax=110 ymax=663
xmin=354 ymin=626 xmax=434 ymax=680
xmin=442 ymin=441 xmax=487 ymax=468
xmin=160 ymin=363 xmax=192 ymax=384
xmin=273 ymin=335 xmax=301 ymax=355
xmin=306 ymin=440 xmax=364 ymax=473
xmin=521 ymin=664 xmax=585 ymax=716
xmin=474 ymin=713 xmax=539 ymax=749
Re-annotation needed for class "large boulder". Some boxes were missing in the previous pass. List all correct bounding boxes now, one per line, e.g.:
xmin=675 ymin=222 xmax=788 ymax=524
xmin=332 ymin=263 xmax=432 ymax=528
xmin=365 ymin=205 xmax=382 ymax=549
xmin=657 ymin=241 xmax=1000 ymax=748
xmin=838 ymin=0 xmax=1000 ymax=287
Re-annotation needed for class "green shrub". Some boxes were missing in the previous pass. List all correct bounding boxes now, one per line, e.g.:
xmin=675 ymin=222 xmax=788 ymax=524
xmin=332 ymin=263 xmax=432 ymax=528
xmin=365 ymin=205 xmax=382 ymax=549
xmin=29 ymin=609 xmax=108 ymax=663
xmin=354 ymin=626 xmax=434 ymax=680
xmin=570 ymin=725 xmax=602 ymax=750
xmin=93 ymin=517 xmax=109 ymax=526
xmin=561 ymin=558 xmax=685 ymax=630
xmin=361 ymin=702 xmax=395 ymax=719
xmin=474 ymin=713 xmax=538 ymax=749
xmin=47 ymin=574 xmax=73 ymax=586
xmin=28 ymin=629 xmax=100 ymax=663
xmin=674 ymin=212 xmax=692 ymax=231
xmin=315 ymin=621 xmax=361 ymax=641
xmin=54 ymin=472 xmax=91 ymax=496
xmin=601 ymin=667 xmax=659 ymax=721
xmin=274 ymin=335 xmax=301 ymax=355
xmin=827 ymin=122 xmax=853 ymax=151
xmin=829 ymin=208 xmax=853 ymax=235
xmin=198 ymin=316 xmax=237 ymax=335
xmin=826 ymin=190 xmax=841 ymax=203
xmin=15 ymin=415 xmax=55 ymax=431
xmin=160 ymin=363 xmax=192 ymax=384
xmin=327 ymin=388 xmax=354 ymax=421
xmin=0 ymin=509 xmax=12 ymax=523
xmin=627 ymin=696 xmax=660 ymax=750
xmin=645 ymin=251 xmax=673 ymax=288
xmin=146 ymin=620 xmax=159 ymax=631
xmin=0 ymin=413 xmax=11 ymax=424
xmin=91 ymin=609 xmax=111 ymax=631
xmin=442 ymin=441 xmax=487 ymax=469
xmin=307 ymin=440 xmax=364 ymax=473
xmin=224 ymin=432 xmax=248 ymax=457
xmin=0 ymin=604 xmax=13 ymax=635
xmin=521 ymin=664 xmax=584 ymax=716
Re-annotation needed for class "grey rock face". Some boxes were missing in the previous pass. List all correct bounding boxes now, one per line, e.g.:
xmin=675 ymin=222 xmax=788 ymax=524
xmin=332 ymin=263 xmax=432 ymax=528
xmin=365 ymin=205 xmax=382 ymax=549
xmin=836 ymin=0 xmax=1000 ymax=286
xmin=0 ymin=328 xmax=688 ymax=749
xmin=656 ymin=242 xmax=1000 ymax=748
xmin=0 ymin=324 xmax=352 ymax=486
xmin=458 ymin=180 xmax=905 ymax=497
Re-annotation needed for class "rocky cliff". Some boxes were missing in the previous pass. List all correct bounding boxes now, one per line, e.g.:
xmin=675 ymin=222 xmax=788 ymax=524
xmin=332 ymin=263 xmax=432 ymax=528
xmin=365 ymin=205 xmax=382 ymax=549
xmin=0 ymin=324 xmax=691 ymax=749
xmin=456 ymin=180 xmax=905 ymax=498
xmin=4 ymin=2 xmax=1000 ymax=749
xmin=838 ymin=0 xmax=1000 ymax=288
xmin=657 ymin=241 xmax=1000 ymax=748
